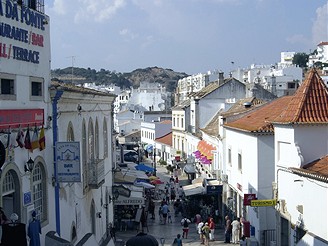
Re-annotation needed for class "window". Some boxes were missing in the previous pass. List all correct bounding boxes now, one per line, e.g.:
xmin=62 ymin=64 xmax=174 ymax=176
xmin=30 ymin=77 xmax=44 ymax=100
xmin=0 ymin=73 xmax=16 ymax=100
xmin=288 ymin=82 xmax=296 ymax=89
xmin=32 ymin=162 xmax=47 ymax=223
xmin=181 ymin=118 xmax=184 ymax=128
xmin=31 ymin=82 xmax=42 ymax=96
xmin=103 ymin=118 xmax=108 ymax=158
xmin=1 ymin=79 xmax=14 ymax=94
xmin=238 ymin=153 xmax=242 ymax=171
xmin=228 ymin=148 xmax=232 ymax=166
xmin=67 ymin=122 xmax=75 ymax=141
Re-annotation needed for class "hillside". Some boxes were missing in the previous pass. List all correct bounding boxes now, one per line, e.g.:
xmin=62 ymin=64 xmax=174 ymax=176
xmin=51 ymin=66 xmax=189 ymax=93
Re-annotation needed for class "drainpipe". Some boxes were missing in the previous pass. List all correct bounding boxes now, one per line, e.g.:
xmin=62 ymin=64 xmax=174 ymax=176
xmin=52 ymin=90 xmax=63 ymax=236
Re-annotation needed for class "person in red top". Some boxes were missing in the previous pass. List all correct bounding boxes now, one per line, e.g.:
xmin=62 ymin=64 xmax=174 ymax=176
xmin=209 ymin=217 xmax=215 ymax=241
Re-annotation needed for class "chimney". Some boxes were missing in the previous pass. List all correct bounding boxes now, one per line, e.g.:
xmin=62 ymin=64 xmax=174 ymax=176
xmin=218 ymin=72 xmax=224 ymax=85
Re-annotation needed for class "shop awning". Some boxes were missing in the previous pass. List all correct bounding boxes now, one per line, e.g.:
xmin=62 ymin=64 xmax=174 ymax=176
xmin=197 ymin=140 xmax=215 ymax=160
xmin=135 ymin=164 xmax=156 ymax=173
xmin=134 ymin=181 xmax=155 ymax=189
xmin=183 ymin=183 xmax=205 ymax=196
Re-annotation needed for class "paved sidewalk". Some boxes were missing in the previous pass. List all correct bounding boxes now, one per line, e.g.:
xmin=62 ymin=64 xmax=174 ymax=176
xmin=115 ymin=161 xmax=231 ymax=245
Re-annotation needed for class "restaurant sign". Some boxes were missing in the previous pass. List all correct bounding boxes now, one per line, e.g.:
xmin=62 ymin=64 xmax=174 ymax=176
xmin=0 ymin=109 xmax=44 ymax=129
xmin=251 ymin=199 xmax=277 ymax=207
xmin=114 ymin=196 xmax=144 ymax=206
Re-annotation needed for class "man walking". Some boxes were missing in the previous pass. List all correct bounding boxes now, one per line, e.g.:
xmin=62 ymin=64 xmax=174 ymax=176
xmin=231 ymin=217 xmax=241 ymax=244
xmin=224 ymin=215 xmax=232 ymax=243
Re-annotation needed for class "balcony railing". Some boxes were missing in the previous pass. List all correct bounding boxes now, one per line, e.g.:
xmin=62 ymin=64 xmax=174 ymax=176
xmin=88 ymin=159 xmax=105 ymax=189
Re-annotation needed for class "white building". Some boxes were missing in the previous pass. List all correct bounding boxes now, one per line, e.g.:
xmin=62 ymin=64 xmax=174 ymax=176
xmin=308 ymin=42 xmax=328 ymax=73
xmin=0 ymin=1 xmax=52 ymax=244
xmin=222 ymin=69 xmax=328 ymax=245
xmin=49 ymin=82 xmax=116 ymax=245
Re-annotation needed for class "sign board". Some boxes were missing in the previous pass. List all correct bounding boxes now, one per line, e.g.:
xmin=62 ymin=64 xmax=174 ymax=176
xmin=114 ymin=196 xmax=145 ymax=206
xmin=244 ymin=194 xmax=257 ymax=206
xmin=251 ymin=199 xmax=277 ymax=207
xmin=56 ymin=142 xmax=81 ymax=182
xmin=23 ymin=191 xmax=32 ymax=206
xmin=206 ymin=184 xmax=222 ymax=195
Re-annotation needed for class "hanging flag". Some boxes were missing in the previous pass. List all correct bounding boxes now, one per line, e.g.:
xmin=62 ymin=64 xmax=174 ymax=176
xmin=39 ymin=126 xmax=45 ymax=151
xmin=24 ymin=127 xmax=32 ymax=150
xmin=16 ymin=126 xmax=25 ymax=148
xmin=31 ymin=126 xmax=39 ymax=151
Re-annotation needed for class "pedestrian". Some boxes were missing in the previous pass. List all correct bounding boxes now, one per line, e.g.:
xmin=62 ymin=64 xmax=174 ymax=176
xmin=224 ymin=215 xmax=232 ymax=243
xmin=149 ymin=200 xmax=155 ymax=220
xmin=209 ymin=217 xmax=215 ymax=241
xmin=172 ymin=233 xmax=183 ymax=246
xmin=158 ymin=205 xmax=163 ymax=223
xmin=170 ymin=188 xmax=176 ymax=203
xmin=28 ymin=211 xmax=41 ymax=246
xmin=161 ymin=202 xmax=169 ymax=224
xmin=201 ymin=222 xmax=211 ymax=246
xmin=173 ymin=199 xmax=181 ymax=217
xmin=197 ymin=220 xmax=205 ymax=244
xmin=180 ymin=217 xmax=191 ymax=239
xmin=109 ymin=222 xmax=116 ymax=242
xmin=167 ymin=209 xmax=172 ymax=223
xmin=0 ymin=208 xmax=10 ymax=245
xmin=194 ymin=213 xmax=202 ymax=230
xmin=231 ymin=217 xmax=241 ymax=244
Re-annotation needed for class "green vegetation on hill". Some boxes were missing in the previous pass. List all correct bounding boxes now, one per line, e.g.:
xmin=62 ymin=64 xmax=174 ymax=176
xmin=51 ymin=66 xmax=189 ymax=92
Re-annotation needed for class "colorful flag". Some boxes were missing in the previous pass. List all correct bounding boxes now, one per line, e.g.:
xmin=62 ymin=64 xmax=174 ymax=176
xmin=39 ymin=126 xmax=45 ymax=151
xmin=31 ymin=126 xmax=39 ymax=151
xmin=16 ymin=126 xmax=24 ymax=148
xmin=24 ymin=127 xmax=32 ymax=150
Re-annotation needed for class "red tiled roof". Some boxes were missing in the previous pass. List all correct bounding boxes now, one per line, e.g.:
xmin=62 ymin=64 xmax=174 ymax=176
xmin=273 ymin=69 xmax=328 ymax=124
xmin=224 ymin=96 xmax=292 ymax=132
xmin=303 ymin=156 xmax=328 ymax=177
xmin=289 ymin=156 xmax=328 ymax=182
xmin=155 ymin=132 xmax=172 ymax=146
xmin=318 ymin=41 xmax=328 ymax=46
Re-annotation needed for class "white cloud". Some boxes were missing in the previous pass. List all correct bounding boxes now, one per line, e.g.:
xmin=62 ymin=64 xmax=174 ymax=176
xmin=119 ymin=28 xmax=138 ymax=41
xmin=71 ymin=0 xmax=126 ymax=23
xmin=51 ymin=0 xmax=67 ymax=15
xmin=312 ymin=2 xmax=328 ymax=45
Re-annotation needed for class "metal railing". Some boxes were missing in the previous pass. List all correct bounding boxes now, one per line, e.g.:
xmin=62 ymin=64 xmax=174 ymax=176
xmin=261 ymin=229 xmax=276 ymax=246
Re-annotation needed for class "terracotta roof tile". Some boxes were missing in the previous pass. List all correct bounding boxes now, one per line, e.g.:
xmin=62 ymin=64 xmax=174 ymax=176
xmin=273 ymin=69 xmax=328 ymax=124
xmin=155 ymin=132 xmax=172 ymax=146
xmin=224 ymin=97 xmax=292 ymax=132
xmin=318 ymin=41 xmax=328 ymax=46
xmin=302 ymin=156 xmax=328 ymax=177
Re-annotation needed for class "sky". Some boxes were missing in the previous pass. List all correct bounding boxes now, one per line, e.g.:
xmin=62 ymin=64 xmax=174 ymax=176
xmin=46 ymin=0 xmax=328 ymax=75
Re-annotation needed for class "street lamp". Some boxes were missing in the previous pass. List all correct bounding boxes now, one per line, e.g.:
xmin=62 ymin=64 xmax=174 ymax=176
xmin=25 ymin=157 xmax=35 ymax=173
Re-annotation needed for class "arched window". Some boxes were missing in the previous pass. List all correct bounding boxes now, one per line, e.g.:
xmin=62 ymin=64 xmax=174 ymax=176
xmin=2 ymin=170 xmax=20 ymax=218
xmin=88 ymin=118 xmax=94 ymax=161
xmin=95 ymin=119 xmax=99 ymax=159
xmin=32 ymin=162 xmax=47 ymax=223
xmin=90 ymin=200 xmax=96 ymax=235
xmin=82 ymin=120 xmax=88 ymax=192
xmin=71 ymin=222 xmax=77 ymax=243
xmin=67 ymin=121 xmax=75 ymax=141
xmin=103 ymin=118 xmax=108 ymax=158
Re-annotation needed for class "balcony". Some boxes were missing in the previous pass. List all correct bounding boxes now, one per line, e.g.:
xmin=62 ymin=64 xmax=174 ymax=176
xmin=88 ymin=159 xmax=105 ymax=189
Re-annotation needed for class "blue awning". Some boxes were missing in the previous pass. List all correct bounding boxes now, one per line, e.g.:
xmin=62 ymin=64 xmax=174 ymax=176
xmin=135 ymin=164 xmax=155 ymax=172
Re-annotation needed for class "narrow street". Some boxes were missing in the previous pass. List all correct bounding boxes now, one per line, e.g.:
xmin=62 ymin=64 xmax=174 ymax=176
xmin=115 ymin=162 xmax=228 ymax=246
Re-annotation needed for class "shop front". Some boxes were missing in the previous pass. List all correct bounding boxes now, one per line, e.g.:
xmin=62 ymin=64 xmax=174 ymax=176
xmin=113 ymin=184 xmax=145 ymax=231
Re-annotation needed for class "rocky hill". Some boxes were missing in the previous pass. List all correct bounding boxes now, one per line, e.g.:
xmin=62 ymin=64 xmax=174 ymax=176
xmin=51 ymin=66 xmax=189 ymax=93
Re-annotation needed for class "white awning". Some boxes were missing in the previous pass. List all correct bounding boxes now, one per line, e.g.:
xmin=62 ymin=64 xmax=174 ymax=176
xmin=183 ymin=183 xmax=205 ymax=196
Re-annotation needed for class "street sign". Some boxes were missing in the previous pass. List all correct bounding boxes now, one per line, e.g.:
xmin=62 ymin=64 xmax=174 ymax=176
xmin=251 ymin=199 xmax=277 ymax=207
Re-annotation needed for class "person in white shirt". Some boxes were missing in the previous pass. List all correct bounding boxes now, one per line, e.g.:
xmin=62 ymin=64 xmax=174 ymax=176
xmin=197 ymin=221 xmax=205 ymax=244
xmin=231 ymin=217 xmax=241 ymax=244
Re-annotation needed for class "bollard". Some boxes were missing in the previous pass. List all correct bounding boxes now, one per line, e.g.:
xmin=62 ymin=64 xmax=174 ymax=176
xmin=160 ymin=237 xmax=165 ymax=246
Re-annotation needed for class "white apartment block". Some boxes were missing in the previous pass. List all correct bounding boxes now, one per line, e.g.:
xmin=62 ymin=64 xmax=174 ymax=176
xmin=308 ymin=41 xmax=328 ymax=73
xmin=177 ymin=73 xmax=211 ymax=102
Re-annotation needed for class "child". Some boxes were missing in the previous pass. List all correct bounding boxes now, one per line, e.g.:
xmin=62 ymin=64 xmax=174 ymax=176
xmin=168 ymin=209 xmax=172 ymax=223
